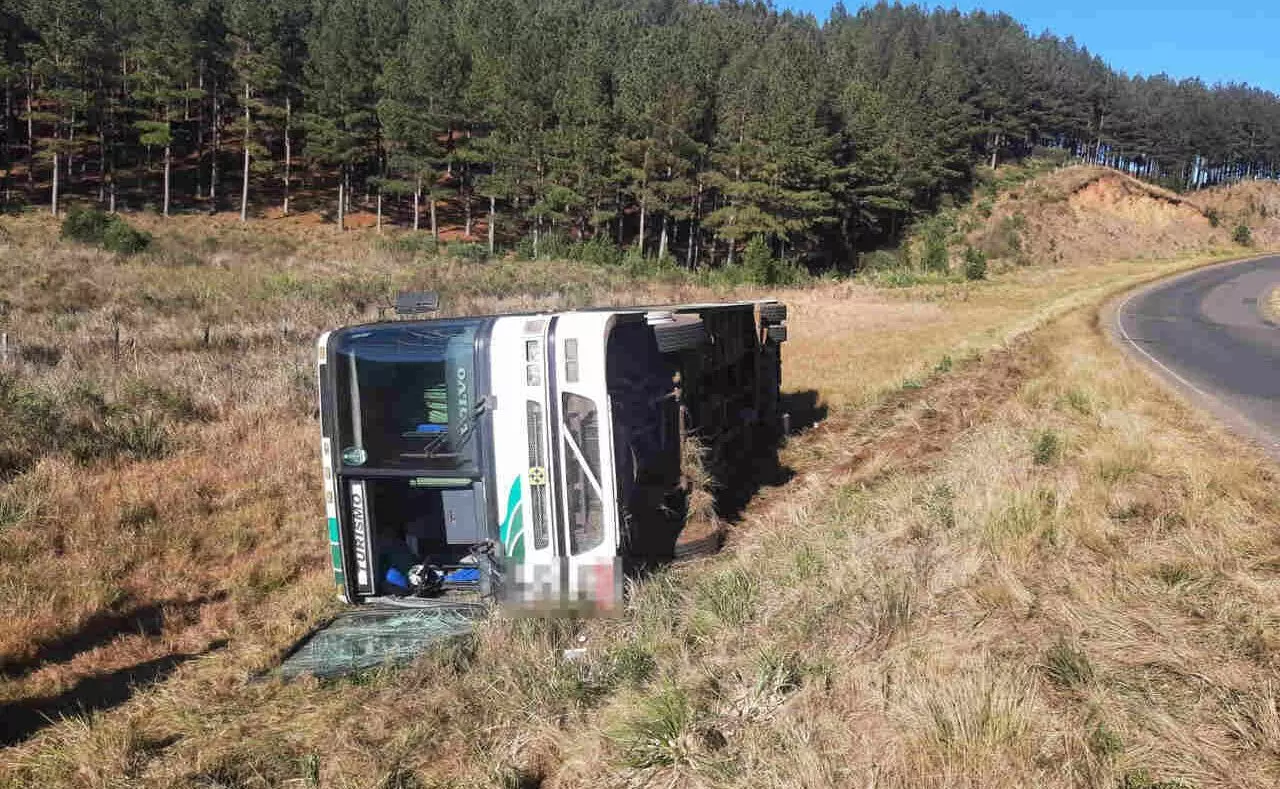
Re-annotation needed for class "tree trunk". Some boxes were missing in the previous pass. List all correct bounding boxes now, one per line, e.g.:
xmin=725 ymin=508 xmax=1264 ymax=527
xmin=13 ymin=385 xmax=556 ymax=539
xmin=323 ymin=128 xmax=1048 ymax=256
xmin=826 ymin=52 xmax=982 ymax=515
xmin=337 ymin=173 xmax=345 ymax=231
xmin=616 ymin=190 xmax=624 ymax=243
xmin=240 ymin=82 xmax=250 ymax=222
xmin=488 ymin=195 xmax=496 ymax=255
xmin=2 ymin=80 xmax=10 ymax=203
xmin=637 ymin=196 xmax=646 ymax=254
xmin=686 ymin=221 xmax=696 ymax=268
xmin=67 ymin=105 xmax=75 ymax=190
xmin=282 ymin=97 xmax=291 ymax=216
xmin=376 ymin=190 xmax=382 ymax=233
xmin=195 ymin=63 xmax=204 ymax=200
xmin=210 ymin=87 xmax=220 ymax=206
xmin=50 ymin=140 xmax=59 ymax=215
xmin=658 ymin=215 xmax=668 ymax=260
xmin=98 ymin=123 xmax=106 ymax=203
xmin=464 ymin=191 xmax=472 ymax=237
xmin=163 ymin=143 xmax=171 ymax=216
xmin=413 ymin=176 xmax=421 ymax=232
xmin=429 ymin=192 xmax=438 ymax=240
xmin=25 ymin=68 xmax=33 ymax=186
xmin=109 ymin=180 xmax=116 ymax=213
xmin=989 ymin=131 xmax=1000 ymax=170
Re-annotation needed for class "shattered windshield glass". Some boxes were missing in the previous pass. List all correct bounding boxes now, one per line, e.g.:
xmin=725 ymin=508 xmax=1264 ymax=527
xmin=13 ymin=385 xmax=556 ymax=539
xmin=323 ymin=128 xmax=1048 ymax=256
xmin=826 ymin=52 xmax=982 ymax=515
xmin=279 ymin=604 xmax=486 ymax=680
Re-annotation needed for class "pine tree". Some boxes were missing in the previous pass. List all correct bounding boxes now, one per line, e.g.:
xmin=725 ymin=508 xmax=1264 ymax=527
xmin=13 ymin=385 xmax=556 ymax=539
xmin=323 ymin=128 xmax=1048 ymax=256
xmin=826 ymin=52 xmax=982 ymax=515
xmin=303 ymin=0 xmax=381 ymax=229
xmin=377 ymin=0 xmax=460 ymax=234
xmin=227 ymin=0 xmax=283 ymax=221
xmin=20 ymin=0 xmax=100 ymax=215
xmin=130 ymin=0 xmax=202 ymax=216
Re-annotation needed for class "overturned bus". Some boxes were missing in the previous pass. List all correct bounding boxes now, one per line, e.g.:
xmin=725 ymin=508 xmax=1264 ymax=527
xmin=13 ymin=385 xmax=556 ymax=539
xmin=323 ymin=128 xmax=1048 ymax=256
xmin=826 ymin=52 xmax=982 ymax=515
xmin=288 ymin=299 xmax=787 ymax=676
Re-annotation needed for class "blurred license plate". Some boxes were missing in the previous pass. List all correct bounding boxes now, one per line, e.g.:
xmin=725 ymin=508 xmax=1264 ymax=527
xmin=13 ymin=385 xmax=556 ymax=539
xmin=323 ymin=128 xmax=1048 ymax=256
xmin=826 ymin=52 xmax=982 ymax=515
xmin=502 ymin=556 xmax=622 ymax=616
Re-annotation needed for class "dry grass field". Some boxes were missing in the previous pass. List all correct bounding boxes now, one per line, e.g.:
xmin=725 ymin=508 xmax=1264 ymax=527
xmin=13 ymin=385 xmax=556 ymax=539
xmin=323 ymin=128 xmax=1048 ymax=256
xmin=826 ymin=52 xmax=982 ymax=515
xmin=1265 ymin=285 xmax=1280 ymax=325
xmin=1 ymin=170 xmax=1278 ymax=788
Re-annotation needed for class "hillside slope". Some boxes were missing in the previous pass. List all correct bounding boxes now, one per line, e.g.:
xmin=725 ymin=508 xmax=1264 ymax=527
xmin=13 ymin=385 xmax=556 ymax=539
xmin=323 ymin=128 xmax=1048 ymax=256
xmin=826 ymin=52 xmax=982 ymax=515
xmin=1195 ymin=179 xmax=1280 ymax=248
xmin=951 ymin=165 xmax=1280 ymax=271
xmin=966 ymin=167 xmax=1214 ymax=267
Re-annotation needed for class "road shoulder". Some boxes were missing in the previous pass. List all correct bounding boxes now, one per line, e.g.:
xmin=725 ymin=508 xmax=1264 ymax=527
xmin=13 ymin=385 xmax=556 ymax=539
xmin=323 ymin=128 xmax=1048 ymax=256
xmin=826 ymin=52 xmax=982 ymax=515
xmin=1102 ymin=253 xmax=1280 ymax=463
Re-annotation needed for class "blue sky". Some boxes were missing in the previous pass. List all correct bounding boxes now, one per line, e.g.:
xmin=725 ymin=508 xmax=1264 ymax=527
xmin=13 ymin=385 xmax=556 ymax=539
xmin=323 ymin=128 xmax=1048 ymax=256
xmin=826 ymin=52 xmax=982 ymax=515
xmin=782 ymin=1 xmax=1280 ymax=93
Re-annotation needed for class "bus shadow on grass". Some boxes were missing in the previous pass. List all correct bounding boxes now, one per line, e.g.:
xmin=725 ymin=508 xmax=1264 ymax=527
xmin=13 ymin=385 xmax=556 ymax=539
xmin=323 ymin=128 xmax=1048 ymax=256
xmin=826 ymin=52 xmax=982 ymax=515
xmin=0 ymin=639 xmax=227 ymax=746
xmin=0 ymin=593 xmax=227 ymax=681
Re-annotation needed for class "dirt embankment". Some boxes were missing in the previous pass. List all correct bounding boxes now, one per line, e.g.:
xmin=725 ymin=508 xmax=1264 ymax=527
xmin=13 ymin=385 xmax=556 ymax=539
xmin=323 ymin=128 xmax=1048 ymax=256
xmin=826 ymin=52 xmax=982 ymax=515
xmin=1194 ymin=178 xmax=1280 ymax=248
xmin=968 ymin=166 xmax=1225 ymax=268
xmin=965 ymin=165 xmax=1280 ymax=270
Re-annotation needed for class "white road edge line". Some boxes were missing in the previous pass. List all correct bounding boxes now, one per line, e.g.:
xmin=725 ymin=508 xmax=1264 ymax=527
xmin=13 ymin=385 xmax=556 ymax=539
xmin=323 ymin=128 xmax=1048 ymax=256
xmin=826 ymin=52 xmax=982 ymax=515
xmin=1115 ymin=288 xmax=1217 ymax=401
xmin=1115 ymin=259 xmax=1280 ymax=453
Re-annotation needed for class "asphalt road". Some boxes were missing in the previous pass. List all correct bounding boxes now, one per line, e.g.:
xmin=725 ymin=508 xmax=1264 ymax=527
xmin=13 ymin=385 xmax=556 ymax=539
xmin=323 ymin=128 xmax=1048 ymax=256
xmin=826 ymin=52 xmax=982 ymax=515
xmin=1114 ymin=255 xmax=1280 ymax=461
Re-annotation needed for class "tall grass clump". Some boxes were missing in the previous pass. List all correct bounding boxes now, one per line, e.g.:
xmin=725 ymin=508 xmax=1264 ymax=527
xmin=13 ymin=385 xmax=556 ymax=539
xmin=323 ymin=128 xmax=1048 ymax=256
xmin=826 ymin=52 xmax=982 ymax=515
xmin=609 ymin=685 xmax=702 ymax=769
xmin=1042 ymin=638 xmax=1094 ymax=689
xmin=0 ymin=373 xmax=189 ymax=477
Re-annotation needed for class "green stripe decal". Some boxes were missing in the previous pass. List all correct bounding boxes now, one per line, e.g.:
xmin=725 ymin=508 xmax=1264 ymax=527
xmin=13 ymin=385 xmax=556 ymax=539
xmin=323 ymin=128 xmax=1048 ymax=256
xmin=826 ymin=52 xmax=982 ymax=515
xmin=327 ymin=517 xmax=340 ymax=543
xmin=498 ymin=476 xmax=526 ymax=562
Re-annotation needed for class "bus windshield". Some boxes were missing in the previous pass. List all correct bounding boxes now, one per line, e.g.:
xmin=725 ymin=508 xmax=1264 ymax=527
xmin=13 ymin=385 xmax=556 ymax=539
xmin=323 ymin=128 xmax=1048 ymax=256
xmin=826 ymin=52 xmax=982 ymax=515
xmin=334 ymin=320 xmax=484 ymax=473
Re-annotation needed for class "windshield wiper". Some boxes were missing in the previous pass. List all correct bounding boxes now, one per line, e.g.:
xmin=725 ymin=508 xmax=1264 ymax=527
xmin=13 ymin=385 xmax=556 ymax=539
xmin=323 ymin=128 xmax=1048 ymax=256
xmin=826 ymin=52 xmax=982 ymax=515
xmin=400 ymin=397 xmax=494 ymax=460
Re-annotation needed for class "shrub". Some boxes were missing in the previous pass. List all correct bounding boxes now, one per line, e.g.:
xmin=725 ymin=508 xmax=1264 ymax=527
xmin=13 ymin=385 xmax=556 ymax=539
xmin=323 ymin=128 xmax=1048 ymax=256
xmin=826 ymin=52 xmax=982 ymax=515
xmin=534 ymin=231 xmax=574 ymax=261
xmin=61 ymin=206 xmax=113 ymax=244
xmin=919 ymin=226 xmax=950 ymax=273
xmin=981 ymin=212 xmax=1027 ymax=261
xmin=625 ymin=248 xmax=677 ymax=279
xmin=102 ymin=217 xmax=152 ymax=254
xmin=0 ymin=373 xmax=177 ymax=478
xmin=1088 ymin=721 xmax=1124 ymax=759
xmin=514 ymin=232 xmax=570 ymax=261
xmin=61 ymin=207 xmax=151 ymax=255
xmin=1205 ymin=207 xmax=1220 ymax=227
xmin=1119 ymin=769 xmax=1192 ymax=789
xmin=963 ymin=246 xmax=988 ymax=280
xmin=742 ymin=236 xmax=774 ymax=283
xmin=380 ymin=233 xmax=437 ymax=257
xmin=742 ymin=236 xmax=805 ymax=286
xmin=449 ymin=242 xmax=489 ymax=262
xmin=572 ymin=235 xmax=623 ymax=267
xmin=861 ymin=248 xmax=904 ymax=271
xmin=1232 ymin=223 xmax=1253 ymax=246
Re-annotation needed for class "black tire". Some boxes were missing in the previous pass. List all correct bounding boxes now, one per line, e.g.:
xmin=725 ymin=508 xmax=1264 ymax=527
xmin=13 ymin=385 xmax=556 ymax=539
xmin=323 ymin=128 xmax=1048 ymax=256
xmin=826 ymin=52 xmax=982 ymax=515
xmin=765 ymin=324 xmax=788 ymax=344
xmin=759 ymin=302 xmax=787 ymax=324
xmin=654 ymin=316 xmax=707 ymax=353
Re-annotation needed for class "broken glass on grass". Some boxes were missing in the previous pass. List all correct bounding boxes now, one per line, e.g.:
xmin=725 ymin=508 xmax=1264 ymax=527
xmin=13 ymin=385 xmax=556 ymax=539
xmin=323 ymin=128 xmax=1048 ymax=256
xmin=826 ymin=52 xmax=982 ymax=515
xmin=278 ymin=603 xmax=487 ymax=680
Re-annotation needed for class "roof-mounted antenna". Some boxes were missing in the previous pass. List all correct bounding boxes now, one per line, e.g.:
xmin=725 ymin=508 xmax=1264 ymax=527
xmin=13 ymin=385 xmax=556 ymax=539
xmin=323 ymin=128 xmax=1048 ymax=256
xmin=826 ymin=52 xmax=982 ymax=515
xmin=394 ymin=291 xmax=441 ymax=318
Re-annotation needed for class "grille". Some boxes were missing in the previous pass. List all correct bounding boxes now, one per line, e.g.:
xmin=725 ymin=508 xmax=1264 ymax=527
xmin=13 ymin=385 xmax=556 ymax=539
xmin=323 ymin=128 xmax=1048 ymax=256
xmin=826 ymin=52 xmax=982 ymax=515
xmin=526 ymin=400 xmax=549 ymax=549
